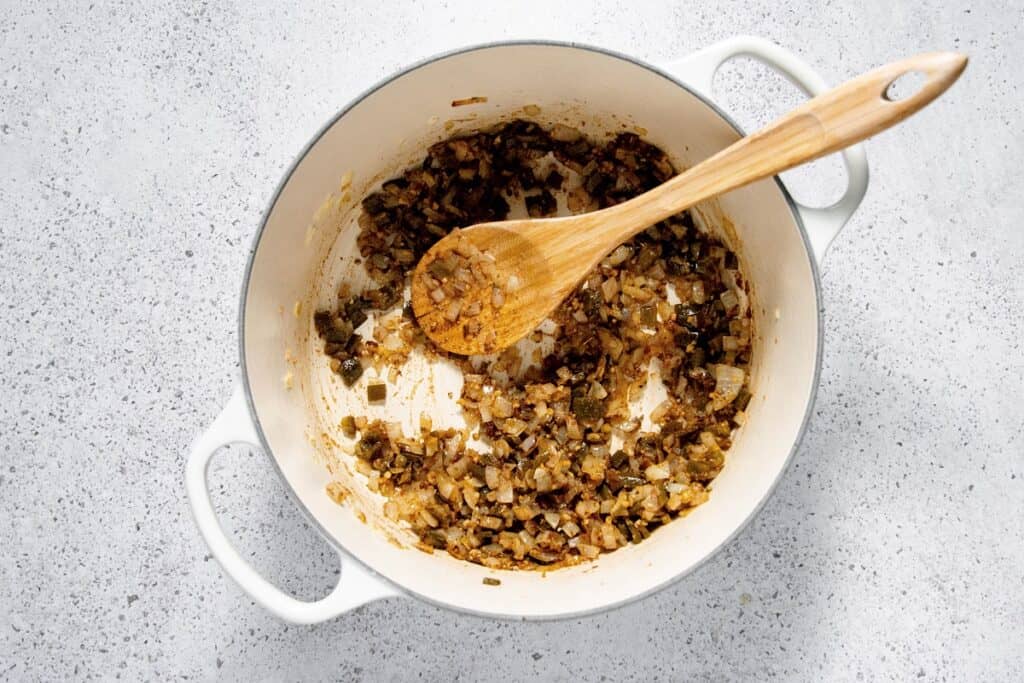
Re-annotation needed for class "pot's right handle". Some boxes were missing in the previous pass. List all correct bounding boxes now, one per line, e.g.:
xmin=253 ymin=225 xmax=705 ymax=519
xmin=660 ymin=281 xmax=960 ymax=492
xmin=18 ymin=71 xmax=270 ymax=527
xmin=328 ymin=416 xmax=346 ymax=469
xmin=185 ymin=383 xmax=401 ymax=624
xmin=660 ymin=36 xmax=869 ymax=264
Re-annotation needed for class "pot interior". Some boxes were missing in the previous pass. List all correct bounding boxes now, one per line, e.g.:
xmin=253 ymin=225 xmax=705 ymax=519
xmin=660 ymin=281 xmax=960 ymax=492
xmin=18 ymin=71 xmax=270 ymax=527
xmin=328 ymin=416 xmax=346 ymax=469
xmin=242 ymin=43 xmax=820 ymax=618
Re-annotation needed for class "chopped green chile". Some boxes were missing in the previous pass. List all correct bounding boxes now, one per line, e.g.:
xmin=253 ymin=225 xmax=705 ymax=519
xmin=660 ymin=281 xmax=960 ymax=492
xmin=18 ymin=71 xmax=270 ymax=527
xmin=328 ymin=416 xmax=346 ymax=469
xmin=639 ymin=304 xmax=658 ymax=327
xmin=341 ymin=296 xmax=369 ymax=329
xmin=610 ymin=450 xmax=629 ymax=469
xmin=424 ymin=529 xmax=447 ymax=548
xmin=367 ymin=382 xmax=387 ymax=403
xmin=426 ymin=259 xmax=453 ymax=279
xmin=325 ymin=320 xmax=353 ymax=345
xmin=621 ymin=520 xmax=643 ymax=544
xmin=525 ymin=190 xmax=557 ymax=217
xmin=582 ymin=289 xmax=603 ymax=318
xmin=544 ymin=169 xmax=564 ymax=190
xmin=571 ymin=396 xmax=606 ymax=421
xmin=675 ymin=303 xmax=698 ymax=326
xmin=735 ymin=387 xmax=752 ymax=411
xmin=339 ymin=358 xmax=363 ymax=386
xmin=675 ymin=328 xmax=699 ymax=349
xmin=355 ymin=434 xmax=385 ymax=461
xmin=619 ymin=475 xmax=647 ymax=489
xmin=636 ymin=244 xmax=660 ymax=271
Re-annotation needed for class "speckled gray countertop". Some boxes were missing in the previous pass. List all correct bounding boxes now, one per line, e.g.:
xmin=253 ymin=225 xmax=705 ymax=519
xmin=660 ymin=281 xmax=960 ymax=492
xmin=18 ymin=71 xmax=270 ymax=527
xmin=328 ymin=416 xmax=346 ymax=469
xmin=2 ymin=1 xmax=1022 ymax=680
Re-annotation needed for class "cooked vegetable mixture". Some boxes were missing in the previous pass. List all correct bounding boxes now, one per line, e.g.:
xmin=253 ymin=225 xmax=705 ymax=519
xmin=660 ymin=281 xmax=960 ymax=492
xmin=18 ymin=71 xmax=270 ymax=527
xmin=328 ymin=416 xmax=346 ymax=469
xmin=416 ymin=231 xmax=510 ymax=353
xmin=315 ymin=119 xmax=753 ymax=569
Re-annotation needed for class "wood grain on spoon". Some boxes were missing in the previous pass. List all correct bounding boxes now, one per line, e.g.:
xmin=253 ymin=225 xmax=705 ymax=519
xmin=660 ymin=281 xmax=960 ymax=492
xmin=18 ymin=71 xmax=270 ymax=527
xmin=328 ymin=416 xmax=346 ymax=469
xmin=412 ymin=51 xmax=967 ymax=356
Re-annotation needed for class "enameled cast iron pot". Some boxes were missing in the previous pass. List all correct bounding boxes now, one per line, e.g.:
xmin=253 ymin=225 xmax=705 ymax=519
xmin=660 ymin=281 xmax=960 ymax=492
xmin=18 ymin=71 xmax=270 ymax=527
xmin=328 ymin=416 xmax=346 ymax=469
xmin=186 ymin=37 xmax=869 ymax=623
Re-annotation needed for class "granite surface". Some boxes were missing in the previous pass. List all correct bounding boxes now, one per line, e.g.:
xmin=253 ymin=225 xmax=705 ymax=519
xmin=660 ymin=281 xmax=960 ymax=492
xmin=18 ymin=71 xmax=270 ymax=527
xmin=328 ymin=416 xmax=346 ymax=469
xmin=2 ymin=1 xmax=1022 ymax=680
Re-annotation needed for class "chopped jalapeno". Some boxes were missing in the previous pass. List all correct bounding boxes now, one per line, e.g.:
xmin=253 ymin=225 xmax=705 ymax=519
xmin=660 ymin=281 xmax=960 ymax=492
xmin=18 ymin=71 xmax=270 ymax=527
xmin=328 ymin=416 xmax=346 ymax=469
xmin=341 ymin=296 xmax=369 ymax=329
xmin=355 ymin=435 xmax=384 ymax=461
xmin=427 ymin=259 xmax=453 ymax=279
xmin=367 ymin=382 xmax=387 ymax=403
xmin=735 ymin=387 xmax=752 ymax=411
xmin=339 ymin=358 xmax=363 ymax=386
xmin=610 ymin=450 xmax=629 ymax=469
xmin=582 ymin=289 xmax=603 ymax=318
xmin=619 ymin=475 xmax=646 ymax=489
xmin=675 ymin=303 xmax=698 ymax=327
xmin=571 ymin=396 xmax=605 ymax=421
xmin=639 ymin=304 xmax=658 ymax=327
xmin=636 ymin=244 xmax=659 ymax=271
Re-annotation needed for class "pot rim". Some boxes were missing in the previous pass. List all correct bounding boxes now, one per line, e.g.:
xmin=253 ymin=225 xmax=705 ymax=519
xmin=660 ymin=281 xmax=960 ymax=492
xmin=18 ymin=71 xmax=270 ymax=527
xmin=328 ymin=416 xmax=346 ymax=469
xmin=238 ymin=39 xmax=824 ymax=621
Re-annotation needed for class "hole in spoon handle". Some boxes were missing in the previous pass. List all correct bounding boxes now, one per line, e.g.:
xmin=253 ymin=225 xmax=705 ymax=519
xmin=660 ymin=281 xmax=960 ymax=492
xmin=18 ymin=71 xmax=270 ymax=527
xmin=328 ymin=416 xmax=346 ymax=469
xmin=873 ymin=52 xmax=968 ymax=113
xmin=883 ymin=71 xmax=928 ymax=101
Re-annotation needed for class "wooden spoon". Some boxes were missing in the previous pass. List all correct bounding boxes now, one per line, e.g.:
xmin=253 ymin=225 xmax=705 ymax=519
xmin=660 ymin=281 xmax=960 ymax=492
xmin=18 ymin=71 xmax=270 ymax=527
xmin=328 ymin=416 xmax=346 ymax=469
xmin=411 ymin=51 xmax=967 ymax=356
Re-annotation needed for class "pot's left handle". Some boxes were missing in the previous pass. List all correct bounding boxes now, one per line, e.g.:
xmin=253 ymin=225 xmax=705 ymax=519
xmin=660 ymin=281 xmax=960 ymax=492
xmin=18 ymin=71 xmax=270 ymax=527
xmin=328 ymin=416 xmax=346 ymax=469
xmin=185 ymin=383 xmax=401 ymax=624
xmin=659 ymin=36 xmax=870 ymax=264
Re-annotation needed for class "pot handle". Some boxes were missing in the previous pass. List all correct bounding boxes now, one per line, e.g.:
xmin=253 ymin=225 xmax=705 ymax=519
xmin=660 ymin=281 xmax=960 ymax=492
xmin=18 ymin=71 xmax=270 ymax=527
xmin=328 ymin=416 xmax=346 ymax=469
xmin=660 ymin=36 xmax=869 ymax=264
xmin=185 ymin=383 xmax=401 ymax=624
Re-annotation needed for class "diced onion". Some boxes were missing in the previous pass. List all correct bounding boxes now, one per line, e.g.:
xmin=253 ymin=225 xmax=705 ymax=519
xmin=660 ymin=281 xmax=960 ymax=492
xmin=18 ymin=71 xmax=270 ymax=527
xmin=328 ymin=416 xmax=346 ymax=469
xmin=385 ymin=421 xmax=403 ymax=441
xmin=550 ymin=123 xmax=582 ymax=142
xmin=711 ymin=364 xmax=745 ymax=409
xmin=492 ymin=395 xmax=513 ymax=418
xmin=645 ymin=463 xmax=671 ymax=481
xmin=496 ymin=482 xmax=514 ymax=504
xmin=604 ymin=245 xmax=632 ymax=267
xmin=485 ymin=466 xmax=501 ymax=489
xmin=720 ymin=289 xmax=740 ymax=312
xmin=445 ymin=300 xmax=463 ymax=321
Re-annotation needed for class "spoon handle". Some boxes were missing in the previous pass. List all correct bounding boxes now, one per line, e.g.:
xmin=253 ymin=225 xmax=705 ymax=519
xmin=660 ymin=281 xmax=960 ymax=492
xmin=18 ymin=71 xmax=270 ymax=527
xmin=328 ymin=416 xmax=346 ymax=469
xmin=608 ymin=51 xmax=967 ymax=233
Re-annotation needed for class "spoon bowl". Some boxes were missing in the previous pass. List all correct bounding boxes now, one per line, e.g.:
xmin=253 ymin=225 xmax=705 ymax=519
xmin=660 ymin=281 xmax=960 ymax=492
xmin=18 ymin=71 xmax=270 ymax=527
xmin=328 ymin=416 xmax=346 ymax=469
xmin=412 ymin=222 xmax=558 ymax=356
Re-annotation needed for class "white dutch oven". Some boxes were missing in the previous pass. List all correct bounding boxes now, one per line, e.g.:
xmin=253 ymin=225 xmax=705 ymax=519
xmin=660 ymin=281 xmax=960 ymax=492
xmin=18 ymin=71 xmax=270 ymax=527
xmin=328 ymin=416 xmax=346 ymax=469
xmin=186 ymin=37 xmax=868 ymax=623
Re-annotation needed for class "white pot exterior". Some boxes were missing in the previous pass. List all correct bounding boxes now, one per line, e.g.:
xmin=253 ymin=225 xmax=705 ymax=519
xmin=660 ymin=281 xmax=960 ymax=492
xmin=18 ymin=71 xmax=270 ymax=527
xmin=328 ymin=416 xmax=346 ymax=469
xmin=186 ymin=39 xmax=868 ymax=622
